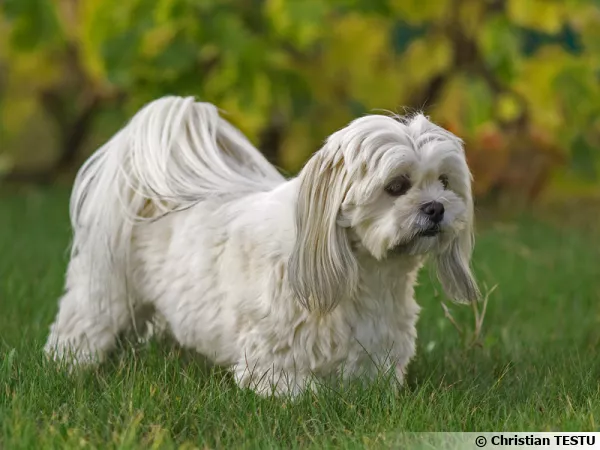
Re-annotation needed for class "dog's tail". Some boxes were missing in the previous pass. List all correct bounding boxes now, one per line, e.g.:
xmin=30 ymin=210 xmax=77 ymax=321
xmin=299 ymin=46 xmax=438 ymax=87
xmin=68 ymin=97 xmax=284 ymax=321
xmin=72 ymin=96 xmax=283 ymax=232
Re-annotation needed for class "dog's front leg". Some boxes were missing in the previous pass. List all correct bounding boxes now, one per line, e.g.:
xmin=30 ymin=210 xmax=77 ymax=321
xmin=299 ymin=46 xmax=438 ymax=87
xmin=232 ymin=360 xmax=314 ymax=398
xmin=390 ymin=338 xmax=417 ymax=391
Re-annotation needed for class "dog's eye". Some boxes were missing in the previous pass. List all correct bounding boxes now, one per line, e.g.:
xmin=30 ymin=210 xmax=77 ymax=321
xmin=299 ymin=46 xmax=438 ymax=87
xmin=385 ymin=176 xmax=411 ymax=197
xmin=439 ymin=175 xmax=449 ymax=190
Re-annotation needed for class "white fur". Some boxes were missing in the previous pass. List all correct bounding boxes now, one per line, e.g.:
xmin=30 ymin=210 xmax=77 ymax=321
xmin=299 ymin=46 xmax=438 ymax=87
xmin=45 ymin=96 xmax=479 ymax=396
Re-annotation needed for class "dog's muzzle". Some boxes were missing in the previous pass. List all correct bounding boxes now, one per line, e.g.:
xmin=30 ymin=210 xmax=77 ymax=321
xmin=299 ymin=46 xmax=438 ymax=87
xmin=420 ymin=201 xmax=444 ymax=224
xmin=417 ymin=224 xmax=441 ymax=237
xmin=416 ymin=201 xmax=444 ymax=237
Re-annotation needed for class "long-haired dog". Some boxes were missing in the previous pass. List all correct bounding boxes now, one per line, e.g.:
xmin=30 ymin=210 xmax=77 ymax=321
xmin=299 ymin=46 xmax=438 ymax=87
xmin=45 ymin=96 xmax=479 ymax=396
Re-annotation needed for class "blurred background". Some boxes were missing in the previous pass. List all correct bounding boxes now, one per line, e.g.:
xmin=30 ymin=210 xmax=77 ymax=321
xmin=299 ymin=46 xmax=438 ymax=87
xmin=1 ymin=0 xmax=599 ymax=205
xmin=2 ymin=3 xmax=600 ymax=442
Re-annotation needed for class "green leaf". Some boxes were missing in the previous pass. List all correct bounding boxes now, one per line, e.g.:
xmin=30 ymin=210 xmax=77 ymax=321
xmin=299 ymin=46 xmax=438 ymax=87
xmin=3 ymin=0 xmax=62 ymax=50
xmin=151 ymin=33 xmax=197 ymax=73
xmin=463 ymin=77 xmax=495 ymax=133
xmin=333 ymin=0 xmax=391 ymax=15
xmin=390 ymin=20 xmax=426 ymax=54
xmin=102 ymin=30 xmax=143 ymax=87
xmin=570 ymin=134 xmax=598 ymax=181
xmin=277 ymin=70 xmax=313 ymax=117
xmin=554 ymin=63 xmax=599 ymax=124
xmin=479 ymin=15 xmax=521 ymax=84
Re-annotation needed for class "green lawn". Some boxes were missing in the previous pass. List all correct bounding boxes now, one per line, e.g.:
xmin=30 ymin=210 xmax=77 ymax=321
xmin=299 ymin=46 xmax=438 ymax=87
xmin=1 ymin=188 xmax=599 ymax=449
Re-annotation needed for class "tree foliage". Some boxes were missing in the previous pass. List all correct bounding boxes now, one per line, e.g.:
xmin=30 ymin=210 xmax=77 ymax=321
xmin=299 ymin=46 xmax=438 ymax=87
xmin=1 ymin=0 xmax=599 ymax=199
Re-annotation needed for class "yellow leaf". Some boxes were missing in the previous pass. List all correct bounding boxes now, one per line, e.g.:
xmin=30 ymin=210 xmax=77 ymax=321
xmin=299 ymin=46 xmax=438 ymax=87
xmin=389 ymin=0 xmax=450 ymax=24
xmin=78 ymin=0 xmax=111 ymax=81
xmin=264 ymin=0 xmax=325 ymax=50
xmin=214 ymin=79 xmax=269 ymax=145
xmin=514 ymin=47 xmax=569 ymax=130
xmin=280 ymin=121 xmax=314 ymax=172
xmin=265 ymin=0 xmax=291 ymax=34
xmin=431 ymin=74 xmax=467 ymax=132
xmin=324 ymin=14 xmax=404 ymax=109
xmin=0 ymin=96 xmax=36 ymax=136
xmin=459 ymin=0 xmax=486 ymax=39
xmin=153 ymin=0 xmax=177 ymax=24
xmin=577 ymin=9 xmax=600 ymax=64
xmin=507 ymin=0 xmax=565 ymax=33
xmin=141 ymin=26 xmax=175 ymax=58
xmin=562 ymin=0 xmax=600 ymax=28
xmin=78 ymin=0 xmax=136 ymax=82
xmin=302 ymin=14 xmax=403 ymax=110
xmin=496 ymin=93 xmax=522 ymax=123
xmin=399 ymin=33 xmax=453 ymax=90
xmin=4 ymin=49 xmax=61 ymax=89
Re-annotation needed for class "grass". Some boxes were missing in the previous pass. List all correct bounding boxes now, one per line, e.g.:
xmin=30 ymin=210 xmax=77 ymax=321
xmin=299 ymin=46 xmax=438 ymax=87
xmin=1 ymin=187 xmax=600 ymax=449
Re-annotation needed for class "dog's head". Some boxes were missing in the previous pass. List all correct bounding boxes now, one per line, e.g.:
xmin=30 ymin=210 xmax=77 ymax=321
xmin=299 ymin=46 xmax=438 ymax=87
xmin=289 ymin=113 xmax=479 ymax=312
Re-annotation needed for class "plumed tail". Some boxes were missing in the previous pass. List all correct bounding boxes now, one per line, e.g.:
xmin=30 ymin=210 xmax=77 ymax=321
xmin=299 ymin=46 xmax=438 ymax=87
xmin=72 ymin=96 xmax=283 ymax=231
xmin=68 ymin=96 xmax=284 ymax=327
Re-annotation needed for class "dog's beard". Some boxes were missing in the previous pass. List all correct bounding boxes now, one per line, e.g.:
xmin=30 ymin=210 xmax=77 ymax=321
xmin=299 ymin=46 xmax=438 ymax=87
xmin=387 ymin=209 xmax=445 ymax=255
xmin=393 ymin=234 xmax=440 ymax=255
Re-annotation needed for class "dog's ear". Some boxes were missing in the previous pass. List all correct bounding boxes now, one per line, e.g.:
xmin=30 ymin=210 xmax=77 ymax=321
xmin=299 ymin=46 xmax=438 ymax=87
xmin=288 ymin=151 xmax=359 ymax=313
xmin=434 ymin=193 xmax=480 ymax=304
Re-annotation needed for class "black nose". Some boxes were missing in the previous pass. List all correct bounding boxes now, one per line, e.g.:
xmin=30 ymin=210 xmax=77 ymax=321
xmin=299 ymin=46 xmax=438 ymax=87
xmin=421 ymin=201 xmax=445 ymax=224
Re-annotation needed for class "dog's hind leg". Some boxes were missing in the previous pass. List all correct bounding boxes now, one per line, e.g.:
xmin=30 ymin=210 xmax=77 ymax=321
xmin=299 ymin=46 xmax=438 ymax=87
xmin=44 ymin=255 xmax=133 ymax=367
xmin=128 ymin=304 xmax=169 ymax=345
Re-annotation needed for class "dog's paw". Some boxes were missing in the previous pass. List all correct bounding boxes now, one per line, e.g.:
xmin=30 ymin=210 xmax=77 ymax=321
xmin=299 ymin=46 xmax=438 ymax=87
xmin=44 ymin=333 xmax=104 ymax=371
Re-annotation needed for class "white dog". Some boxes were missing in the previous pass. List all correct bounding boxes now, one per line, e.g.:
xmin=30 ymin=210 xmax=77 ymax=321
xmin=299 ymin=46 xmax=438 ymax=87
xmin=45 ymin=96 xmax=479 ymax=396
